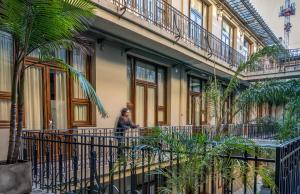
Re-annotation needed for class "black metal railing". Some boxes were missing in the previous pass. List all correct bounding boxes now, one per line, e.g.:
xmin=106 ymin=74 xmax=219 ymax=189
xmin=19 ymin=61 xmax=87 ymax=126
xmin=275 ymin=137 xmax=300 ymax=194
xmin=20 ymin=128 xmax=300 ymax=194
xmin=96 ymin=0 xmax=300 ymax=76
xmin=33 ymin=123 xmax=292 ymax=141
xmin=193 ymin=123 xmax=282 ymax=140
xmin=96 ymin=0 xmax=246 ymax=68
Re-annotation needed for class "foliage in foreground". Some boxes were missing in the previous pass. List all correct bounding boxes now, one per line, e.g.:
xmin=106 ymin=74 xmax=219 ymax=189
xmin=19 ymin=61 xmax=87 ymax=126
xmin=139 ymin=130 xmax=278 ymax=194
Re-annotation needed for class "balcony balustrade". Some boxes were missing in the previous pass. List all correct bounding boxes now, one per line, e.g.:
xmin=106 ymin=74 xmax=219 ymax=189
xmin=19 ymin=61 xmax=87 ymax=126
xmin=20 ymin=125 xmax=300 ymax=194
xmin=246 ymin=48 xmax=300 ymax=75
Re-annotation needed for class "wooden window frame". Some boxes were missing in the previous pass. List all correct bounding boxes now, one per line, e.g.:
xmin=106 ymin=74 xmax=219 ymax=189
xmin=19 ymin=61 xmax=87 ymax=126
xmin=0 ymin=92 xmax=11 ymax=128
xmin=70 ymin=52 xmax=94 ymax=127
xmin=0 ymin=33 xmax=15 ymax=129
xmin=187 ymin=75 xmax=208 ymax=125
xmin=127 ymin=56 xmax=167 ymax=127
xmin=221 ymin=18 xmax=236 ymax=48
xmin=0 ymin=47 xmax=94 ymax=129
xmin=189 ymin=0 xmax=210 ymax=31
xmin=243 ymin=36 xmax=254 ymax=56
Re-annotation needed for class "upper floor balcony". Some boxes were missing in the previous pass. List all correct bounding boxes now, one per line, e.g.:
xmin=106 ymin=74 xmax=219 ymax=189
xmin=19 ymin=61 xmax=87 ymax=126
xmin=245 ymin=48 xmax=300 ymax=80
xmin=92 ymin=0 xmax=300 ymax=80
xmin=92 ymin=0 xmax=247 ymax=70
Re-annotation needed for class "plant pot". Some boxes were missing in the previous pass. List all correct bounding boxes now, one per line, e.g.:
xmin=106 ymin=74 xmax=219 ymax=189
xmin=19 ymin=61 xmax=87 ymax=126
xmin=0 ymin=160 xmax=32 ymax=194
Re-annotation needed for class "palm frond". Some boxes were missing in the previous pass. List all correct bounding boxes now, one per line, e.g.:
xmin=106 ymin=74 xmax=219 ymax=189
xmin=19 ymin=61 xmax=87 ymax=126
xmin=0 ymin=0 xmax=95 ymax=59
xmin=237 ymin=79 xmax=300 ymax=108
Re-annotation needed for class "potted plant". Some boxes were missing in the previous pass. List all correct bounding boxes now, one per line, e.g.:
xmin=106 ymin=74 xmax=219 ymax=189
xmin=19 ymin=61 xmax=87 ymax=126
xmin=0 ymin=1 xmax=107 ymax=193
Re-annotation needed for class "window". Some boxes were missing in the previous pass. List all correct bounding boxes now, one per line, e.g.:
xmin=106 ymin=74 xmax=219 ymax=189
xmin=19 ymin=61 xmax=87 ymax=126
xmin=71 ymin=49 xmax=93 ymax=127
xmin=0 ymin=35 xmax=94 ymax=129
xmin=26 ymin=50 xmax=93 ymax=129
xmin=190 ymin=0 xmax=209 ymax=46
xmin=127 ymin=56 xmax=167 ymax=127
xmin=0 ymin=32 xmax=13 ymax=128
xmin=188 ymin=76 xmax=207 ymax=126
xmin=221 ymin=19 xmax=235 ymax=61
xmin=242 ymin=37 xmax=252 ymax=59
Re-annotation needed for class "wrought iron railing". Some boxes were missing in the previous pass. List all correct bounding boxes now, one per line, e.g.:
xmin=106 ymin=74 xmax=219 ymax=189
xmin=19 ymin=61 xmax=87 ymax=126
xmin=20 ymin=128 xmax=300 ymax=194
xmin=275 ymin=137 xmax=300 ymax=194
xmin=31 ymin=123 xmax=291 ymax=140
xmin=95 ymin=0 xmax=300 ymax=76
xmin=95 ymin=0 xmax=246 ymax=68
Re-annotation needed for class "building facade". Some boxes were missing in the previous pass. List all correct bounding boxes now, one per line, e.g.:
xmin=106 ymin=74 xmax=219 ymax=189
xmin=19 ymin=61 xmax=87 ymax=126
xmin=0 ymin=0 xmax=295 ymax=161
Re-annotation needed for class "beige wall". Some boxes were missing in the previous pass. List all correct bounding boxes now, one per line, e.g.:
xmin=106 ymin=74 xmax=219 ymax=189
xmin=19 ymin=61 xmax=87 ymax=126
xmin=0 ymin=129 xmax=9 ymax=160
xmin=94 ymin=41 xmax=190 ymax=128
xmin=250 ymin=0 xmax=300 ymax=49
xmin=95 ymin=42 xmax=128 ymax=128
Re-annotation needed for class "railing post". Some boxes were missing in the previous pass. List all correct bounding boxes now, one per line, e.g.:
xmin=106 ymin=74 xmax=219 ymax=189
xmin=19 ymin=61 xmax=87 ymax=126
xmin=211 ymin=143 xmax=215 ymax=194
xmin=130 ymin=142 xmax=137 ymax=194
xmin=90 ymin=137 xmax=96 ymax=191
xmin=109 ymin=140 xmax=114 ymax=194
xmin=254 ymin=147 xmax=258 ymax=194
xmin=275 ymin=146 xmax=281 ymax=194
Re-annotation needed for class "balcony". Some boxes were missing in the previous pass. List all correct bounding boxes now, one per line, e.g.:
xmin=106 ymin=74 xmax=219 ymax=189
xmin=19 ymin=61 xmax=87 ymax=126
xmin=92 ymin=0 xmax=300 ymax=80
xmin=21 ymin=125 xmax=300 ymax=194
xmin=93 ymin=0 xmax=247 ymax=69
xmin=245 ymin=48 xmax=300 ymax=79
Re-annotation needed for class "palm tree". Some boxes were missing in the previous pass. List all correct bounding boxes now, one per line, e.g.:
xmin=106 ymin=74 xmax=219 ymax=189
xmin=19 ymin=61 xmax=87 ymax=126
xmin=206 ymin=46 xmax=280 ymax=134
xmin=0 ymin=0 xmax=107 ymax=164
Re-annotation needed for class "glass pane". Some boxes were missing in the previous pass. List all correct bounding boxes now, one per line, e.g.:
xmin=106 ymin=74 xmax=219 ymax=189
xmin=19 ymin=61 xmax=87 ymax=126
xmin=50 ymin=70 xmax=68 ymax=129
xmin=54 ymin=48 xmax=67 ymax=62
xmin=158 ymin=69 xmax=165 ymax=106
xmin=29 ymin=48 xmax=66 ymax=62
xmin=0 ymin=31 xmax=13 ymax=92
xmin=73 ymin=49 xmax=87 ymax=99
xmin=24 ymin=67 xmax=44 ymax=129
xmin=136 ymin=61 xmax=156 ymax=83
xmin=191 ymin=0 xmax=203 ymax=14
xmin=127 ymin=60 xmax=132 ymax=103
xmin=0 ymin=99 xmax=10 ymax=121
xmin=135 ymin=85 xmax=145 ymax=127
xmin=222 ymin=21 xmax=230 ymax=35
xmin=194 ymin=96 xmax=201 ymax=126
xmin=147 ymin=87 xmax=155 ymax=127
xmin=243 ymin=39 xmax=250 ymax=58
xmin=29 ymin=49 xmax=41 ymax=58
xmin=74 ymin=104 xmax=88 ymax=121
xmin=158 ymin=110 xmax=164 ymax=123
xmin=190 ymin=77 xmax=201 ymax=92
